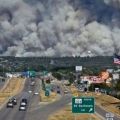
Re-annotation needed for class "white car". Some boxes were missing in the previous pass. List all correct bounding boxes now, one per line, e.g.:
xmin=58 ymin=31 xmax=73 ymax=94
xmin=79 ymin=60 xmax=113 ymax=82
xmin=64 ymin=90 xmax=69 ymax=94
xmin=7 ymin=101 xmax=14 ymax=108
xmin=28 ymin=90 xmax=32 ymax=93
xmin=30 ymin=81 xmax=35 ymax=86
xmin=34 ymin=92 xmax=39 ymax=95
xmin=19 ymin=105 xmax=26 ymax=111
xmin=19 ymin=101 xmax=27 ymax=111
xmin=20 ymin=102 xmax=26 ymax=106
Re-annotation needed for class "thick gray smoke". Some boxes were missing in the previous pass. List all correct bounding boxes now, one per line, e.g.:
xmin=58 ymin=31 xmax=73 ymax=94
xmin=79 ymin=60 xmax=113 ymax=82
xmin=0 ymin=0 xmax=120 ymax=57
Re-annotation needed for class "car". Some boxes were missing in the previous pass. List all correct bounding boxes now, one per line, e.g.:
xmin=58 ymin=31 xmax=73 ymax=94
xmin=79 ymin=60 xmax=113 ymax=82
xmin=57 ymin=90 xmax=60 ymax=94
xmin=7 ymin=101 xmax=14 ymax=108
xmin=28 ymin=90 xmax=32 ymax=93
xmin=64 ymin=90 xmax=68 ymax=94
xmin=21 ymin=98 xmax=27 ymax=104
xmin=34 ymin=92 xmax=39 ymax=95
xmin=78 ymin=88 xmax=84 ymax=92
xmin=12 ymin=98 xmax=17 ymax=105
xmin=30 ymin=81 xmax=35 ymax=86
xmin=19 ymin=104 xmax=26 ymax=111
xmin=20 ymin=102 xmax=27 ymax=106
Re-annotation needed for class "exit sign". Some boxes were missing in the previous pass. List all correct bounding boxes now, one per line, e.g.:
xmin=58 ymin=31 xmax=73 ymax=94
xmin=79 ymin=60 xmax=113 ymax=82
xmin=72 ymin=97 xmax=95 ymax=113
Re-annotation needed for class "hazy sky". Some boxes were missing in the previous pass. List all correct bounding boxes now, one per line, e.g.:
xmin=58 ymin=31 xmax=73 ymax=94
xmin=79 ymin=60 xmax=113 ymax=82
xmin=0 ymin=0 xmax=120 ymax=57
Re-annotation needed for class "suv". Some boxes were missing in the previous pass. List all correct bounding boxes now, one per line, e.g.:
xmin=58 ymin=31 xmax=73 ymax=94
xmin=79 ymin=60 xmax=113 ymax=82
xmin=12 ymin=98 xmax=17 ymax=105
xmin=21 ymin=98 xmax=27 ymax=104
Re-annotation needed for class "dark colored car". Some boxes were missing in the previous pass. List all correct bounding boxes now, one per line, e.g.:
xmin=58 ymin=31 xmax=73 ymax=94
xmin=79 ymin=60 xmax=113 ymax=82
xmin=57 ymin=86 xmax=60 ymax=89
xmin=51 ymin=88 xmax=54 ymax=92
xmin=21 ymin=98 xmax=27 ymax=104
xmin=12 ymin=98 xmax=17 ymax=105
xmin=7 ymin=101 xmax=14 ymax=108
xmin=57 ymin=90 xmax=60 ymax=94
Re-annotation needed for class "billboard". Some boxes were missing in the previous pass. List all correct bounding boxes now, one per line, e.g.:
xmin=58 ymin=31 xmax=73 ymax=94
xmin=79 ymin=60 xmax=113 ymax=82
xmin=90 ymin=76 xmax=104 ymax=83
xmin=81 ymin=76 xmax=104 ymax=84
xmin=75 ymin=66 xmax=82 ymax=72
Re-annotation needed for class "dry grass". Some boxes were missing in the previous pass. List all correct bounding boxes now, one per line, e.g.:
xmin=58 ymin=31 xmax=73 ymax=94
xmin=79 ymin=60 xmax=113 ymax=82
xmin=48 ymin=106 xmax=101 ymax=120
xmin=70 ymin=85 xmax=79 ymax=97
xmin=0 ymin=97 xmax=7 ymax=104
xmin=78 ymin=92 xmax=120 ymax=115
xmin=70 ymin=86 xmax=120 ymax=116
xmin=93 ymin=93 xmax=120 ymax=116
xmin=40 ymin=90 xmax=57 ymax=102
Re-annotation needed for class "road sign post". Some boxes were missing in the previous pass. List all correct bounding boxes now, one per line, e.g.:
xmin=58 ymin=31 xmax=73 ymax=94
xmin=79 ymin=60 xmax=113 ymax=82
xmin=72 ymin=97 xmax=95 ymax=114
xmin=45 ymin=84 xmax=51 ymax=90
xmin=75 ymin=66 xmax=82 ymax=92
xmin=45 ymin=90 xmax=50 ymax=96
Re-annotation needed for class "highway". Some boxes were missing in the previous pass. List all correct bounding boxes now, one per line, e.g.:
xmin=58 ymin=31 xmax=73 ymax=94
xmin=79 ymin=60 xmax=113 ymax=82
xmin=0 ymin=77 xmax=40 ymax=120
xmin=0 ymin=81 xmax=4 ymax=89
xmin=0 ymin=78 xmax=7 ymax=89
xmin=0 ymin=77 xmax=70 ymax=120
xmin=0 ymin=77 xmax=120 ymax=120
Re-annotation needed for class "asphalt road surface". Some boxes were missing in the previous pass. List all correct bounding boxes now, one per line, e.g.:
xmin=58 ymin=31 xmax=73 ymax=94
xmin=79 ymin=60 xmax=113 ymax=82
xmin=0 ymin=78 xmax=7 ymax=89
xmin=0 ymin=77 xmax=68 ymax=120
xmin=0 ymin=81 xmax=4 ymax=89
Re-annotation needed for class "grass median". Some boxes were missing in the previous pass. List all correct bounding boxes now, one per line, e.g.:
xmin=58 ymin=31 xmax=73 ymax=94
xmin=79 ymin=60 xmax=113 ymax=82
xmin=40 ymin=90 xmax=58 ymax=103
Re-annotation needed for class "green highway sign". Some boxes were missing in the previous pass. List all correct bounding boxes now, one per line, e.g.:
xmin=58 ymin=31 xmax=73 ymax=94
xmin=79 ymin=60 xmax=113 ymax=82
xmin=72 ymin=97 xmax=95 ymax=113
xmin=28 ymin=70 xmax=36 ymax=77
xmin=42 ymin=71 xmax=48 ymax=76
xmin=45 ymin=90 xmax=50 ymax=96
xmin=45 ymin=71 xmax=48 ymax=74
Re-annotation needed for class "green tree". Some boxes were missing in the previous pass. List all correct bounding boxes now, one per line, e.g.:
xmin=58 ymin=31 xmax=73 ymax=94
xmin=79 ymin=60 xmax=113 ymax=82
xmin=89 ymin=83 xmax=110 ymax=91
xmin=68 ymin=72 xmax=75 ymax=84
xmin=52 ymin=72 xmax=62 ymax=80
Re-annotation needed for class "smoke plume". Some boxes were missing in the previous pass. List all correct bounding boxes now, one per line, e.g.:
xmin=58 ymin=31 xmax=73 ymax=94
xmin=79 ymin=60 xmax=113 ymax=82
xmin=0 ymin=0 xmax=120 ymax=57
